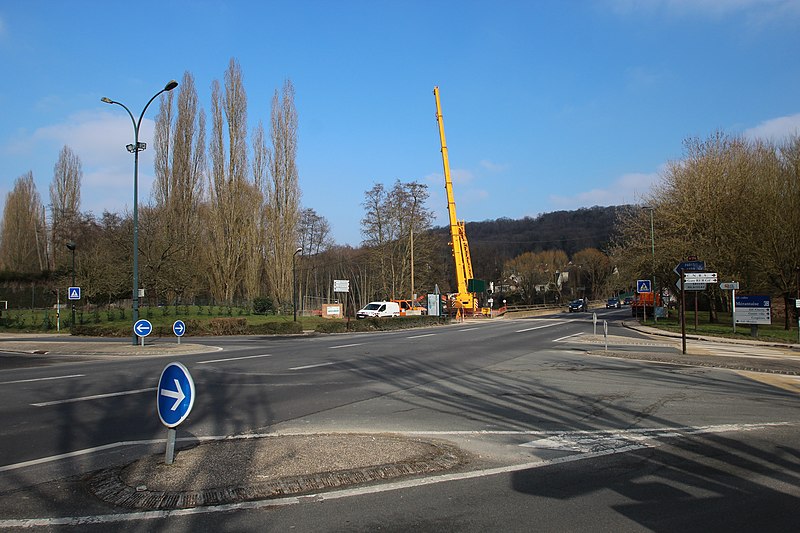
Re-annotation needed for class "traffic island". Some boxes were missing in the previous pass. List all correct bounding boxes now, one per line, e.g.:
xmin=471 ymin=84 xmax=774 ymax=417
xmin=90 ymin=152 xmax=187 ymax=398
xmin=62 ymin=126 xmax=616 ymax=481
xmin=86 ymin=433 xmax=468 ymax=510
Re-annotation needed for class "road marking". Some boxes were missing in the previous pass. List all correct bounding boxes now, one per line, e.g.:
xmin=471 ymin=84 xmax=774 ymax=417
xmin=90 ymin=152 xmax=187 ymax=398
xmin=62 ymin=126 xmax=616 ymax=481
xmin=0 ymin=422 xmax=792 ymax=528
xmin=31 ymin=388 xmax=155 ymax=407
xmin=516 ymin=321 xmax=566 ymax=333
xmin=407 ymin=333 xmax=436 ymax=339
xmin=0 ymin=374 xmax=84 ymax=385
xmin=197 ymin=353 xmax=272 ymax=364
xmin=1 ymin=422 xmax=791 ymax=528
xmin=329 ymin=343 xmax=362 ymax=349
xmin=553 ymin=332 xmax=584 ymax=342
xmin=289 ymin=362 xmax=337 ymax=371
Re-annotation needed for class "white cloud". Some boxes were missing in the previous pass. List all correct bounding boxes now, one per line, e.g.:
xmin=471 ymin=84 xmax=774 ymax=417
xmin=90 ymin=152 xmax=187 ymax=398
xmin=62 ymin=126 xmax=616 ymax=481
xmin=743 ymin=113 xmax=800 ymax=141
xmin=548 ymin=170 xmax=660 ymax=210
xmin=607 ymin=0 xmax=800 ymax=21
xmin=479 ymin=159 xmax=509 ymax=173
xmin=1 ymin=108 xmax=158 ymax=216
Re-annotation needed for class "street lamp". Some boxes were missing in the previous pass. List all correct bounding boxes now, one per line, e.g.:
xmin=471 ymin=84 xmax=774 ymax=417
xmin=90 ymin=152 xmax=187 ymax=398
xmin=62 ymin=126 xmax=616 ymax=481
xmin=293 ymin=247 xmax=302 ymax=322
xmin=66 ymin=241 xmax=76 ymax=328
xmin=102 ymin=80 xmax=178 ymax=344
xmin=642 ymin=206 xmax=656 ymax=323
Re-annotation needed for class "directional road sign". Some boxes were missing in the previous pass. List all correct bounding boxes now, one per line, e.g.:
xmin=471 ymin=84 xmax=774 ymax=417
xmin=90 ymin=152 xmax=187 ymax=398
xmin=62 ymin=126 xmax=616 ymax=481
xmin=172 ymin=320 xmax=186 ymax=337
xmin=719 ymin=282 xmax=740 ymax=290
xmin=676 ymin=280 xmax=706 ymax=291
xmin=684 ymin=272 xmax=718 ymax=283
xmin=674 ymin=261 xmax=705 ymax=275
xmin=636 ymin=279 xmax=652 ymax=293
xmin=134 ymin=319 xmax=153 ymax=337
xmin=157 ymin=362 xmax=195 ymax=428
xmin=68 ymin=287 xmax=81 ymax=300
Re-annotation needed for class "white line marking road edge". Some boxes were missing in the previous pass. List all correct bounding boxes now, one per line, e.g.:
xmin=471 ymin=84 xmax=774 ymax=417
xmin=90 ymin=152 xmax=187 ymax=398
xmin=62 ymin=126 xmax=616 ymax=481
xmin=31 ymin=387 xmax=156 ymax=407
xmin=197 ymin=354 xmax=272 ymax=364
xmin=0 ymin=374 xmax=84 ymax=385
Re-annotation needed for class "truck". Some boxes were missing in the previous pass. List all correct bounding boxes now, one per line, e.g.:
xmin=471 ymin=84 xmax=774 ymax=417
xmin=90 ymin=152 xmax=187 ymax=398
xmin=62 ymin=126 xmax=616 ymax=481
xmin=631 ymin=292 xmax=662 ymax=317
xmin=391 ymin=299 xmax=427 ymax=316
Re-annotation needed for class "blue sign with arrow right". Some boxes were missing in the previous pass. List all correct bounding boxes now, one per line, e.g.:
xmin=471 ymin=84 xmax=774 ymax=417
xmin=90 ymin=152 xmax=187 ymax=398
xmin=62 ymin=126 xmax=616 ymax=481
xmin=157 ymin=361 xmax=195 ymax=428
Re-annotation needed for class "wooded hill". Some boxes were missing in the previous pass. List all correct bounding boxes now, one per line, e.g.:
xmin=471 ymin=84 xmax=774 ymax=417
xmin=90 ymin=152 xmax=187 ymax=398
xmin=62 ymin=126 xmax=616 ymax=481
xmin=430 ymin=205 xmax=632 ymax=284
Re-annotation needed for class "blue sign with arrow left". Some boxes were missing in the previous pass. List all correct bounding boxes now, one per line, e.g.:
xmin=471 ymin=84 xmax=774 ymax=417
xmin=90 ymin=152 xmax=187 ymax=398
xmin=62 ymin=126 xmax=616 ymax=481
xmin=157 ymin=362 xmax=195 ymax=428
xmin=133 ymin=319 xmax=152 ymax=337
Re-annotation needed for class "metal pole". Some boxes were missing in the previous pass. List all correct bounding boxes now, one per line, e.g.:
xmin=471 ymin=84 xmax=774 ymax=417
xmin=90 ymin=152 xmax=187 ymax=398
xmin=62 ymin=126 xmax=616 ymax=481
xmin=293 ymin=247 xmax=302 ymax=321
xmin=70 ymin=245 xmax=76 ymax=327
xmin=102 ymin=81 xmax=178 ymax=345
xmin=649 ymin=208 xmax=657 ymax=323
xmin=165 ymin=428 xmax=176 ymax=464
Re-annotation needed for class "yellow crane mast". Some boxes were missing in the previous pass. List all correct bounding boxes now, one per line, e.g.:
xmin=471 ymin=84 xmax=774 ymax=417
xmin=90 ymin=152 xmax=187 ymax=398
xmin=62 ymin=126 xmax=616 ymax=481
xmin=433 ymin=86 xmax=475 ymax=312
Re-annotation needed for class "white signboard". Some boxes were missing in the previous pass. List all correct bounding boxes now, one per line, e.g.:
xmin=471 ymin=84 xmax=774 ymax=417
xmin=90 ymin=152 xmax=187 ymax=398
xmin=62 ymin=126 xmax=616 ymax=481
xmin=684 ymin=272 xmax=718 ymax=283
xmin=676 ymin=280 xmax=706 ymax=291
xmin=333 ymin=279 xmax=350 ymax=293
xmin=719 ymin=282 xmax=739 ymax=290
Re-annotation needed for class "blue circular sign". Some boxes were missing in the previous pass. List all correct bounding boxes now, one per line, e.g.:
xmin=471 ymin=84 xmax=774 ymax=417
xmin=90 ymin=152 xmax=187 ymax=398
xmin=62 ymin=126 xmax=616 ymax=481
xmin=133 ymin=319 xmax=153 ymax=337
xmin=172 ymin=319 xmax=186 ymax=337
xmin=157 ymin=362 xmax=195 ymax=428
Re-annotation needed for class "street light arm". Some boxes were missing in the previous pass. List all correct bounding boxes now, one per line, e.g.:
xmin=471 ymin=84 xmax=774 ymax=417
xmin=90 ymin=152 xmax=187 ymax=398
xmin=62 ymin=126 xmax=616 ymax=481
xmin=101 ymin=97 xmax=137 ymax=133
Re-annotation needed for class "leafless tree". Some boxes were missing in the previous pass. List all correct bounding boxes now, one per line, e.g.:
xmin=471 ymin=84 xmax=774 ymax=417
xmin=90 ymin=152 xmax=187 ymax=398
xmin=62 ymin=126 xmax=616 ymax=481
xmin=264 ymin=79 xmax=301 ymax=308
xmin=205 ymin=58 xmax=258 ymax=303
xmin=49 ymin=145 xmax=82 ymax=270
xmin=0 ymin=172 xmax=47 ymax=272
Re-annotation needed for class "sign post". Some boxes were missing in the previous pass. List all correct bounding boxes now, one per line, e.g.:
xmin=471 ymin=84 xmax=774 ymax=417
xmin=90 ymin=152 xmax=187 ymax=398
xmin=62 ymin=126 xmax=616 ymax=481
xmin=172 ymin=319 xmax=186 ymax=344
xmin=636 ymin=280 xmax=651 ymax=322
xmin=157 ymin=362 xmax=195 ymax=464
xmin=719 ymin=282 xmax=740 ymax=333
xmin=133 ymin=319 xmax=152 ymax=347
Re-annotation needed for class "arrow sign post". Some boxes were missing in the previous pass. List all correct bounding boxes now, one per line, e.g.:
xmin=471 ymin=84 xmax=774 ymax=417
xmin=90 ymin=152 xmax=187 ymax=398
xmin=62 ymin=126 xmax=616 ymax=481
xmin=172 ymin=320 xmax=186 ymax=344
xmin=133 ymin=319 xmax=152 ymax=347
xmin=157 ymin=362 xmax=195 ymax=464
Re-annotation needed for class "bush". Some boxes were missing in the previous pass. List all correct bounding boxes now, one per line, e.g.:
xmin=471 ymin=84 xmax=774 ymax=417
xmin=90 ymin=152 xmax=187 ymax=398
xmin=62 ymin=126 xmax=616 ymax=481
xmin=247 ymin=321 xmax=303 ymax=335
xmin=314 ymin=320 xmax=348 ymax=334
xmin=207 ymin=317 xmax=247 ymax=335
xmin=252 ymin=296 xmax=273 ymax=315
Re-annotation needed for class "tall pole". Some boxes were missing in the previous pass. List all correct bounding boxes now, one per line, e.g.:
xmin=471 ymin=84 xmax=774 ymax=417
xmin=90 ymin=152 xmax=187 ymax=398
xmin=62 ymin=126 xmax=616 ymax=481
xmin=643 ymin=206 xmax=656 ymax=323
xmin=293 ymin=247 xmax=302 ymax=322
xmin=66 ymin=241 xmax=76 ymax=328
xmin=102 ymin=81 xmax=178 ymax=344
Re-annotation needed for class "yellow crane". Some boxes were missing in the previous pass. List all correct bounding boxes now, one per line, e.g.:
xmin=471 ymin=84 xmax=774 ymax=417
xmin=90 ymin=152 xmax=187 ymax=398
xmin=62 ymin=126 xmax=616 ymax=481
xmin=433 ymin=86 xmax=476 ymax=313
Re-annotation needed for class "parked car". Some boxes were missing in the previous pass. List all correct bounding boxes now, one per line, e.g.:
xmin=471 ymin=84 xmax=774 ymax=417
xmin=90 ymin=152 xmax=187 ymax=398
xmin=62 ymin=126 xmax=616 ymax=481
xmin=623 ymin=297 xmax=633 ymax=305
xmin=568 ymin=299 xmax=587 ymax=312
xmin=606 ymin=297 xmax=621 ymax=309
xmin=356 ymin=301 xmax=401 ymax=319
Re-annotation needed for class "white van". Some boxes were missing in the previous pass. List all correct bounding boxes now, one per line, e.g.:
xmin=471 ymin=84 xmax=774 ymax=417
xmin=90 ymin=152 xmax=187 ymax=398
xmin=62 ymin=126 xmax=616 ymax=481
xmin=356 ymin=301 xmax=401 ymax=319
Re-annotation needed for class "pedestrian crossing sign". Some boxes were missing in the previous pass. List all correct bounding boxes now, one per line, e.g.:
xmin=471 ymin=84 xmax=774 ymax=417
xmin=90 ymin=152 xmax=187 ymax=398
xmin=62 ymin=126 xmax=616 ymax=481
xmin=68 ymin=287 xmax=81 ymax=300
xmin=637 ymin=280 xmax=652 ymax=293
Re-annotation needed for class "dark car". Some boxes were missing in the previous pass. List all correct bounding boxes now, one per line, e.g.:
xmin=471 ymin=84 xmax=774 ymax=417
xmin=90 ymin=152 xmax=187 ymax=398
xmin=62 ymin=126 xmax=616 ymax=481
xmin=568 ymin=299 xmax=587 ymax=312
xmin=606 ymin=297 xmax=621 ymax=309
xmin=623 ymin=297 xmax=633 ymax=305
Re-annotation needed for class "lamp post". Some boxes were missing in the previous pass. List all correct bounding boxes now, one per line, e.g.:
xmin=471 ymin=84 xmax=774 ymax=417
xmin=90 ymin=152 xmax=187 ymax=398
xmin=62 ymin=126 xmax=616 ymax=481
xmin=642 ymin=206 xmax=657 ymax=323
xmin=102 ymin=80 xmax=178 ymax=344
xmin=293 ymin=247 xmax=302 ymax=322
xmin=66 ymin=241 xmax=76 ymax=328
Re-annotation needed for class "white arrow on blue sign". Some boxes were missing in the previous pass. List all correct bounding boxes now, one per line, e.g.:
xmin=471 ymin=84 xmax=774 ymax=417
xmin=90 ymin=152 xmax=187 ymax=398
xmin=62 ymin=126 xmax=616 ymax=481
xmin=172 ymin=320 xmax=186 ymax=337
xmin=68 ymin=287 xmax=81 ymax=300
xmin=157 ymin=362 xmax=195 ymax=428
xmin=637 ymin=279 xmax=652 ymax=293
xmin=134 ymin=319 xmax=152 ymax=337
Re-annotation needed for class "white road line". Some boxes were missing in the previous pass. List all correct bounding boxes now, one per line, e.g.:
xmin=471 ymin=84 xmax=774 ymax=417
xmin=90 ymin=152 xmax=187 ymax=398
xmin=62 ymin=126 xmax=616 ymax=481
xmin=553 ymin=333 xmax=584 ymax=342
xmin=197 ymin=353 xmax=272 ymax=364
xmin=329 ymin=343 xmax=362 ymax=349
xmin=407 ymin=333 xmax=436 ymax=339
xmin=516 ymin=321 xmax=566 ymax=333
xmin=0 ymin=422 xmax=791 ymax=528
xmin=0 ymin=374 xmax=84 ymax=385
xmin=289 ymin=362 xmax=337 ymax=371
xmin=31 ymin=387 xmax=155 ymax=407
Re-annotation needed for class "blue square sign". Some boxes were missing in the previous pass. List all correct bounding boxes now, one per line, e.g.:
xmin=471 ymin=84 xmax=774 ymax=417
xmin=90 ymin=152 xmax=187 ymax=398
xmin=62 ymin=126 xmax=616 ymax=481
xmin=68 ymin=287 xmax=81 ymax=300
xmin=637 ymin=279 xmax=652 ymax=293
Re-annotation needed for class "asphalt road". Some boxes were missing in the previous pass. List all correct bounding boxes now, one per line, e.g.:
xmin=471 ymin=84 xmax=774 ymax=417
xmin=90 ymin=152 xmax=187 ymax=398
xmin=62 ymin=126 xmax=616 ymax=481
xmin=1 ymin=308 xmax=798 ymax=531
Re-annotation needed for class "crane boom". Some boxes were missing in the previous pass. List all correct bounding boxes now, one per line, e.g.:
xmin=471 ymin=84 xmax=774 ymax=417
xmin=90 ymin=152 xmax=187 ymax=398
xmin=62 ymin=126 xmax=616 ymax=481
xmin=433 ymin=86 xmax=475 ymax=311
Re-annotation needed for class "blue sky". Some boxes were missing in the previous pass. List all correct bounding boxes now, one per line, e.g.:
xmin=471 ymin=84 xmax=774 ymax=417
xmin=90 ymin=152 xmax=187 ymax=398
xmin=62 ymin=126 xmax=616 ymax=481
xmin=1 ymin=0 xmax=799 ymax=246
